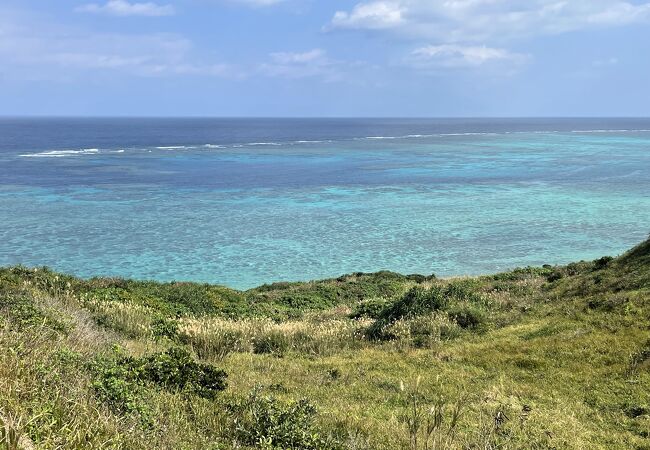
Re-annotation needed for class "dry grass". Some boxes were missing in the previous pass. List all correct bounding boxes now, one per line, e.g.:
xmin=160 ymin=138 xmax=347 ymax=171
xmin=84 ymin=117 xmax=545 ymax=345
xmin=178 ymin=315 xmax=373 ymax=359
xmin=84 ymin=300 xmax=155 ymax=339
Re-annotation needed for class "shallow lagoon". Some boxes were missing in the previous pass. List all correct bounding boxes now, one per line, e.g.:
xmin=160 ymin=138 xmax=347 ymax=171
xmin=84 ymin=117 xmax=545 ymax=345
xmin=2 ymin=118 xmax=649 ymax=289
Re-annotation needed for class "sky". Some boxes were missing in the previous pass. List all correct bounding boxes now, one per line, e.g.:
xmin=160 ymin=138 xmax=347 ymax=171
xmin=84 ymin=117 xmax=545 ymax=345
xmin=1 ymin=0 xmax=649 ymax=116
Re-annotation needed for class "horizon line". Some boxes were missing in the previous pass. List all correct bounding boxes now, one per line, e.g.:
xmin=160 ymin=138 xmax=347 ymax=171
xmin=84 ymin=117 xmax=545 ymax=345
xmin=2 ymin=115 xmax=650 ymax=120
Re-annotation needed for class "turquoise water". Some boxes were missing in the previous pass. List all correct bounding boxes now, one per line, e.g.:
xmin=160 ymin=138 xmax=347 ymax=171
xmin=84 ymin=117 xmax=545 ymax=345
xmin=1 ymin=118 xmax=649 ymax=288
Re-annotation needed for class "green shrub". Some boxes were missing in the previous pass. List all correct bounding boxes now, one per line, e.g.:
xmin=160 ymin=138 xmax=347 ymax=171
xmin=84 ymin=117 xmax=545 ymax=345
xmin=90 ymin=346 xmax=228 ymax=414
xmin=227 ymin=389 xmax=341 ymax=450
xmin=586 ymin=295 xmax=629 ymax=312
xmin=134 ymin=347 xmax=227 ymax=399
xmin=246 ymin=271 xmax=420 ymax=319
xmin=154 ymin=283 xmax=224 ymax=316
xmin=566 ymin=261 xmax=594 ymax=276
xmin=381 ymin=287 xmax=447 ymax=321
xmin=0 ymin=289 xmax=68 ymax=332
xmin=447 ymin=304 xmax=486 ymax=329
xmin=93 ymin=372 xmax=147 ymax=416
xmin=151 ymin=316 xmax=179 ymax=340
xmin=386 ymin=313 xmax=461 ymax=348
xmin=349 ymin=298 xmax=390 ymax=319
xmin=492 ymin=266 xmax=552 ymax=281
xmin=81 ymin=278 xmax=246 ymax=318
xmin=444 ymin=280 xmax=482 ymax=303
xmin=367 ymin=286 xmax=449 ymax=339
xmin=91 ymin=353 xmax=148 ymax=416
xmin=593 ymin=256 xmax=614 ymax=270
xmin=366 ymin=279 xmax=497 ymax=339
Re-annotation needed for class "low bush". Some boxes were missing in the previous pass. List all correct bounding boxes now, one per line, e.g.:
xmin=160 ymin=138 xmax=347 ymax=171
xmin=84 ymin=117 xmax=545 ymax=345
xmin=447 ymin=304 xmax=486 ymax=329
xmin=91 ymin=352 xmax=148 ymax=416
xmin=0 ymin=288 xmax=67 ymax=332
xmin=444 ymin=279 xmax=484 ymax=303
xmin=151 ymin=316 xmax=180 ymax=340
xmin=90 ymin=346 xmax=228 ymax=415
xmin=384 ymin=313 xmax=461 ymax=348
xmin=492 ymin=266 xmax=553 ymax=282
xmin=375 ymin=287 xmax=448 ymax=324
xmin=368 ymin=282 xmax=489 ymax=339
xmin=135 ymin=347 xmax=228 ymax=399
xmin=586 ymin=295 xmax=629 ymax=312
xmin=349 ymin=297 xmax=390 ymax=319
xmin=594 ymin=256 xmax=614 ymax=270
xmin=227 ymin=389 xmax=342 ymax=450
xmin=565 ymin=261 xmax=594 ymax=276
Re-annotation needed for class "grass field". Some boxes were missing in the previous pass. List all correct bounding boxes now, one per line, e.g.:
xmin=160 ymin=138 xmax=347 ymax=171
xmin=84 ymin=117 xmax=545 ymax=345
xmin=1 ymin=238 xmax=649 ymax=449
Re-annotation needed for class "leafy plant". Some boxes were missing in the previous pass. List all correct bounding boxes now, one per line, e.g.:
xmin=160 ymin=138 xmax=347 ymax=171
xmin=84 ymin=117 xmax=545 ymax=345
xmin=0 ymin=288 xmax=66 ymax=332
xmin=368 ymin=286 xmax=448 ymax=338
xmin=90 ymin=346 xmax=227 ymax=416
xmin=227 ymin=388 xmax=341 ymax=450
xmin=447 ymin=304 xmax=486 ymax=329
xmin=91 ymin=354 xmax=148 ymax=416
xmin=151 ymin=316 xmax=179 ymax=340
xmin=349 ymin=298 xmax=390 ymax=319
xmin=135 ymin=347 xmax=228 ymax=399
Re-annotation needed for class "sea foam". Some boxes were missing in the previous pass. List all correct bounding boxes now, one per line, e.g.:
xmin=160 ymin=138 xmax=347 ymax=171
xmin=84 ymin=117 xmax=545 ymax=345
xmin=20 ymin=148 xmax=100 ymax=158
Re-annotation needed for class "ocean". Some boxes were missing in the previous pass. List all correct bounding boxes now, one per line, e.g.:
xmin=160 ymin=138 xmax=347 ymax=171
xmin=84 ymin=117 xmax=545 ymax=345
xmin=1 ymin=117 xmax=649 ymax=289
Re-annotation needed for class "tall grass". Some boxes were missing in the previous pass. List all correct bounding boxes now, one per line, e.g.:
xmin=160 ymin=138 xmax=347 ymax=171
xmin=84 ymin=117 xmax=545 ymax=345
xmin=85 ymin=300 xmax=154 ymax=338
xmin=178 ymin=316 xmax=372 ymax=359
xmin=398 ymin=377 xmax=467 ymax=450
xmin=0 ymin=324 xmax=130 ymax=448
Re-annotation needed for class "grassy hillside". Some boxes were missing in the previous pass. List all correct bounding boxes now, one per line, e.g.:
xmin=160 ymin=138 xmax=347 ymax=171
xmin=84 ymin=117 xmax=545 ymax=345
xmin=1 ymin=238 xmax=649 ymax=449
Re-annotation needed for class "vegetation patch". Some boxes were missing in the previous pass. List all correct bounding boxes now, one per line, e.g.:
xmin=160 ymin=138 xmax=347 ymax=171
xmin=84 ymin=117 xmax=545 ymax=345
xmin=91 ymin=346 xmax=227 ymax=416
xmin=0 ymin=237 xmax=649 ymax=448
xmin=226 ymin=388 xmax=342 ymax=450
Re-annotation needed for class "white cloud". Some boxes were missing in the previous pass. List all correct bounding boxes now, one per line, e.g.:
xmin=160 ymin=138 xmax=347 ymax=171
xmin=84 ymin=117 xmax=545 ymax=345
xmin=0 ymin=10 xmax=239 ymax=80
xmin=329 ymin=0 xmax=650 ymax=42
xmin=258 ymin=49 xmax=375 ymax=83
xmin=409 ymin=44 xmax=529 ymax=69
xmin=260 ymin=49 xmax=341 ymax=80
xmin=330 ymin=0 xmax=649 ymax=74
xmin=269 ymin=49 xmax=325 ymax=64
xmin=76 ymin=0 xmax=175 ymax=17
xmin=0 ymin=9 xmax=369 ymax=84
xmin=592 ymin=57 xmax=619 ymax=67
xmin=221 ymin=0 xmax=287 ymax=7
xmin=330 ymin=1 xmax=404 ymax=30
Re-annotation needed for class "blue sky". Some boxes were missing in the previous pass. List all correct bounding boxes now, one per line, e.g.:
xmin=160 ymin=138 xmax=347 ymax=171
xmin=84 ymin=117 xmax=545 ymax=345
xmin=1 ymin=0 xmax=649 ymax=116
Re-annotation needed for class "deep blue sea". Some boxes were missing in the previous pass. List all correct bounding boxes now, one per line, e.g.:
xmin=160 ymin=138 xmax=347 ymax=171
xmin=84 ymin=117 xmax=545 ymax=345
xmin=1 ymin=118 xmax=649 ymax=289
